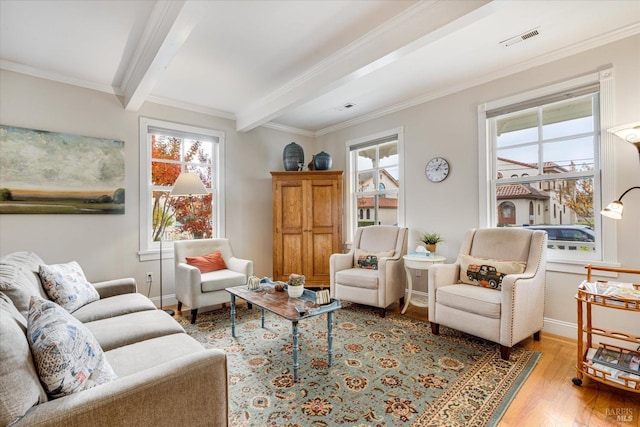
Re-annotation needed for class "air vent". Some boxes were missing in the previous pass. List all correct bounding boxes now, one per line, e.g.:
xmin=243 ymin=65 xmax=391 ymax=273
xmin=336 ymin=102 xmax=356 ymax=112
xmin=500 ymin=27 xmax=541 ymax=47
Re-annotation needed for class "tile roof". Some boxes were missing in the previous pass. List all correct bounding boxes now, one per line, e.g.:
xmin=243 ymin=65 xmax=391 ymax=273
xmin=497 ymin=184 xmax=549 ymax=200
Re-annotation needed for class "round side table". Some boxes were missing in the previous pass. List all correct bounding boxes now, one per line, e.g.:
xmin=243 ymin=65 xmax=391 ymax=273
xmin=402 ymin=255 xmax=446 ymax=314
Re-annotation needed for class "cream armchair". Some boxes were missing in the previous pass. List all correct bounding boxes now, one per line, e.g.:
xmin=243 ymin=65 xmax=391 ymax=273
xmin=428 ymin=228 xmax=547 ymax=360
xmin=330 ymin=226 xmax=408 ymax=317
xmin=174 ymin=238 xmax=253 ymax=323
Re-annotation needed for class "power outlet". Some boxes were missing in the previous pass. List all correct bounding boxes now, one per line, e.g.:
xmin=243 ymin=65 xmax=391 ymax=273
xmin=146 ymin=272 xmax=153 ymax=283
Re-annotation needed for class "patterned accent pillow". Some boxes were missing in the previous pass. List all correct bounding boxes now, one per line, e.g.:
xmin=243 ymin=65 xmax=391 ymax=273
xmin=459 ymin=255 xmax=526 ymax=290
xmin=354 ymin=249 xmax=394 ymax=270
xmin=186 ymin=251 xmax=228 ymax=273
xmin=39 ymin=261 xmax=99 ymax=313
xmin=27 ymin=296 xmax=117 ymax=399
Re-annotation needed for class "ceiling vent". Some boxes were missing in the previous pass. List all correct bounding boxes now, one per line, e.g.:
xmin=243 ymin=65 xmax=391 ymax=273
xmin=337 ymin=102 xmax=356 ymax=112
xmin=500 ymin=27 xmax=541 ymax=47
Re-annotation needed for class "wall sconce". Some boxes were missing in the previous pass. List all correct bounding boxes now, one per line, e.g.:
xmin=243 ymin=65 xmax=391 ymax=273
xmin=600 ymin=186 xmax=640 ymax=219
xmin=608 ymin=121 xmax=640 ymax=161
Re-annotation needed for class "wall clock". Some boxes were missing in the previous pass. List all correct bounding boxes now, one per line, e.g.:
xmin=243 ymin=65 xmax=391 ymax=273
xmin=425 ymin=157 xmax=450 ymax=182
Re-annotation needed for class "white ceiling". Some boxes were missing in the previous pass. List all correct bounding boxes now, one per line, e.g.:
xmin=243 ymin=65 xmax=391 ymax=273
xmin=1 ymin=0 xmax=639 ymax=136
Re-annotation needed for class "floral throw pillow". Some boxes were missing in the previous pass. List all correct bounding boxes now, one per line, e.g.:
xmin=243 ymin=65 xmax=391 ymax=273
xmin=27 ymin=296 xmax=117 ymax=399
xmin=39 ymin=261 xmax=99 ymax=313
xmin=459 ymin=255 xmax=526 ymax=290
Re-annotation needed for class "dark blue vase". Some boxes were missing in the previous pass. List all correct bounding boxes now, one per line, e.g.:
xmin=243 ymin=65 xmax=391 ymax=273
xmin=283 ymin=142 xmax=304 ymax=171
xmin=313 ymin=151 xmax=332 ymax=170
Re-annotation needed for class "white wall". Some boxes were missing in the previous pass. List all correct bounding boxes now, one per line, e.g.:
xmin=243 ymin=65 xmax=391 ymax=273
xmin=315 ymin=34 xmax=640 ymax=339
xmin=0 ymin=69 xmax=313 ymax=304
xmin=1 ymin=34 xmax=638 ymax=339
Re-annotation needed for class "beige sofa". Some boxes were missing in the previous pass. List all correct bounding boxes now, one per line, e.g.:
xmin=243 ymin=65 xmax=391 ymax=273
xmin=0 ymin=252 xmax=228 ymax=427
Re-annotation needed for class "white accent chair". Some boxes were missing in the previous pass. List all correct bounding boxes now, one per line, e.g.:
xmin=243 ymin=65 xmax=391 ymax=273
xmin=428 ymin=228 xmax=547 ymax=360
xmin=174 ymin=238 xmax=253 ymax=323
xmin=330 ymin=226 xmax=408 ymax=317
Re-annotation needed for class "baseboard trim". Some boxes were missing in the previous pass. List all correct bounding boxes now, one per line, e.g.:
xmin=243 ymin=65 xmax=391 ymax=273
xmin=150 ymin=294 xmax=177 ymax=309
xmin=542 ymin=317 xmax=576 ymax=339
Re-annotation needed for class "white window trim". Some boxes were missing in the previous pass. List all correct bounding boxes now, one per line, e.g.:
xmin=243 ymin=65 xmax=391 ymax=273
xmin=477 ymin=68 xmax=619 ymax=274
xmin=138 ymin=117 xmax=225 ymax=261
xmin=344 ymin=127 xmax=405 ymax=243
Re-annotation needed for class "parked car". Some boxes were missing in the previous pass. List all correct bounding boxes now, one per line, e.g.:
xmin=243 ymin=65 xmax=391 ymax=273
xmin=523 ymin=225 xmax=595 ymax=242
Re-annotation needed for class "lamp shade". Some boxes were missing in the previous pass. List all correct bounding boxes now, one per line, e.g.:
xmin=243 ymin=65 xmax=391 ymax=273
xmin=600 ymin=201 xmax=624 ymax=220
xmin=600 ymin=186 xmax=640 ymax=220
xmin=608 ymin=121 xmax=640 ymax=160
xmin=170 ymin=172 xmax=207 ymax=197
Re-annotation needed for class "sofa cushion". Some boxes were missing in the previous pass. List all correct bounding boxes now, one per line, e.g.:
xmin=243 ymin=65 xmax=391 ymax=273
xmin=0 ymin=262 xmax=48 ymax=318
xmin=186 ymin=251 xmax=227 ymax=273
xmin=335 ymin=268 xmax=379 ymax=290
xmin=71 ymin=292 xmax=156 ymax=323
xmin=436 ymin=284 xmax=502 ymax=319
xmin=84 ymin=309 xmax=185 ymax=351
xmin=27 ymin=296 xmax=117 ymax=399
xmin=105 ymin=333 xmax=205 ymax=378
xmin=459 ymin=254 xmax=526 ymax=290
xmin=201 ymin=269 xmax=247 ymax=293
xmin=0 ymin=293 xmax=48 ymax=427
xmin=39 ymin=261 xmax=100 ymax=313
xmin=0 ymin=251 xmax=46 ymax=272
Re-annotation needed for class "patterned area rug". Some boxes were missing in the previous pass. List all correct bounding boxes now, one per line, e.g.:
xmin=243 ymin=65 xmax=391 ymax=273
xmin=177 ymin=303 xmax=540 ymax=426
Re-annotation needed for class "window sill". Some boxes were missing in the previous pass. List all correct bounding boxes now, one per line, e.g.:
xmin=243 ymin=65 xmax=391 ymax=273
xmin=546 ymin=258 xmax=621 ymax=277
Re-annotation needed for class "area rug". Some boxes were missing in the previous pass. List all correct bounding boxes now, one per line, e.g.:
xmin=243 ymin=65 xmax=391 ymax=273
xmin=177 ymin=303 xmax=540 ymax=426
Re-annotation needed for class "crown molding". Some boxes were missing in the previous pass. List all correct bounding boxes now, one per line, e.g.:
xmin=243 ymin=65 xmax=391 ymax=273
xmin=145 ymin=95 xmax=235 ymax=121
xmin=0 ymin=59 xmax=120 ymax=96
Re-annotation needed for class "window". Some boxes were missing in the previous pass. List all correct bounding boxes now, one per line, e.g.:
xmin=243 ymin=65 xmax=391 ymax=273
xmin=478 ymin=69 xmax=617 ymax=270
xmin=346 ymin=128 xmax=404 ymax=239
xmin=139 ymin=118 xmax=225 ymax=259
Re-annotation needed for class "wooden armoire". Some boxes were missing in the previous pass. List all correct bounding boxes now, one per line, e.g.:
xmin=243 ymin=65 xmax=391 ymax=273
xmin=271 ymin=171 xmax=343 ymax=288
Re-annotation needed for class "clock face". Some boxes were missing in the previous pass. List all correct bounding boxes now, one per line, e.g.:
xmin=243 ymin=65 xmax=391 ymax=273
xmin=425 ymin=157 xmax=450 ymax=182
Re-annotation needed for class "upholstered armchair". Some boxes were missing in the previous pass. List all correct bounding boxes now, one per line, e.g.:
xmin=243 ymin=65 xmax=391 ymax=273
xmin=330 ymin=225 xmax=408 ymax=317
xmin=428 ymin=228 xmax=547 ymax=360
xmin=174 ymin=238 xmax=253 ymax=323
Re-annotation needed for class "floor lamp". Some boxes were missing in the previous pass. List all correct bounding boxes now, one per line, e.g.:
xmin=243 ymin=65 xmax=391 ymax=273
xmin=159 ymin=172 xmax=208 ymax=316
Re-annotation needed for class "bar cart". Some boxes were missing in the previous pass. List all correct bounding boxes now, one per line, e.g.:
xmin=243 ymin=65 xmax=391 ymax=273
xmin=572 ymin=265 xmax=640 ymax=392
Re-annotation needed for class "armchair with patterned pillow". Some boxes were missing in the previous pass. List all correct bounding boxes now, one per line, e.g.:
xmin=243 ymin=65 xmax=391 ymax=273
xmin=330 ymin=225 xmax=408 ymax=317
xmin=428 ymin=227 xmax=547 ymax=360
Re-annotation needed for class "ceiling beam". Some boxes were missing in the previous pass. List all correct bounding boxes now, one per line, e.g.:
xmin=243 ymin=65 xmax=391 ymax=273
xmin=120 ymin=0 xmax=203 ymax=111
xmin=235 ymin=0 xmax=492 ymax=132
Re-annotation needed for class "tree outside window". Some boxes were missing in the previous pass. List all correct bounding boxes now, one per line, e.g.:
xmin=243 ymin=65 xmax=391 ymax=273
xmin=139 ymin=117 xmax=224 ymax=257
xmin=151 ymin=134 xmax=213 ymax=241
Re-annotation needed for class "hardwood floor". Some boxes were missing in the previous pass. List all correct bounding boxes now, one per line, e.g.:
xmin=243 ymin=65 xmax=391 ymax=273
xmin=170 ymin=301 xmax=640 ymax=426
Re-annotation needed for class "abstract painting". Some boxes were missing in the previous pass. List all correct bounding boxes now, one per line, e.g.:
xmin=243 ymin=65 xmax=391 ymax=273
xmin=0 ymin=125 xmax=125 ymax=214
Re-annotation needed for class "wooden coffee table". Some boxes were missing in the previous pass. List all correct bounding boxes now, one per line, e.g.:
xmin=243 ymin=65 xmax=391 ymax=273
xmin=226 ymin=279 xmax=341 ymax=382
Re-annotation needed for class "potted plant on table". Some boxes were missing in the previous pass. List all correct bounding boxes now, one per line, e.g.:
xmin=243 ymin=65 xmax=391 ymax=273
xmin=419 ymin=232 xmax=443 ymax=254
xmin=287 ymin=273 xmax=305 ymax=298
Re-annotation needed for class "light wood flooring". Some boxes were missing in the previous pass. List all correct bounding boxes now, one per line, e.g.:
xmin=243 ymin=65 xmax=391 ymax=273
xmin=170 ymin=301 xmax=640 ymax=426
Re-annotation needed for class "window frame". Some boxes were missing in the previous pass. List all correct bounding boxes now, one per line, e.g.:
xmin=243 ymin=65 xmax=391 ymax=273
xmin=477 ymin=69 xmax=619 ymax=273
xmin=138 ymin=117 xmax=225 ymax=261
xmin=345 ymin=127 xmax=405 ymax=242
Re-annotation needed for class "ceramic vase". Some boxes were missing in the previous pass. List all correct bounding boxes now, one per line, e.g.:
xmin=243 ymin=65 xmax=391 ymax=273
xmin=313 ymin=151 xmax=332 ymax=170
xmin=283 ymin=142 xmax=304 ymax=171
